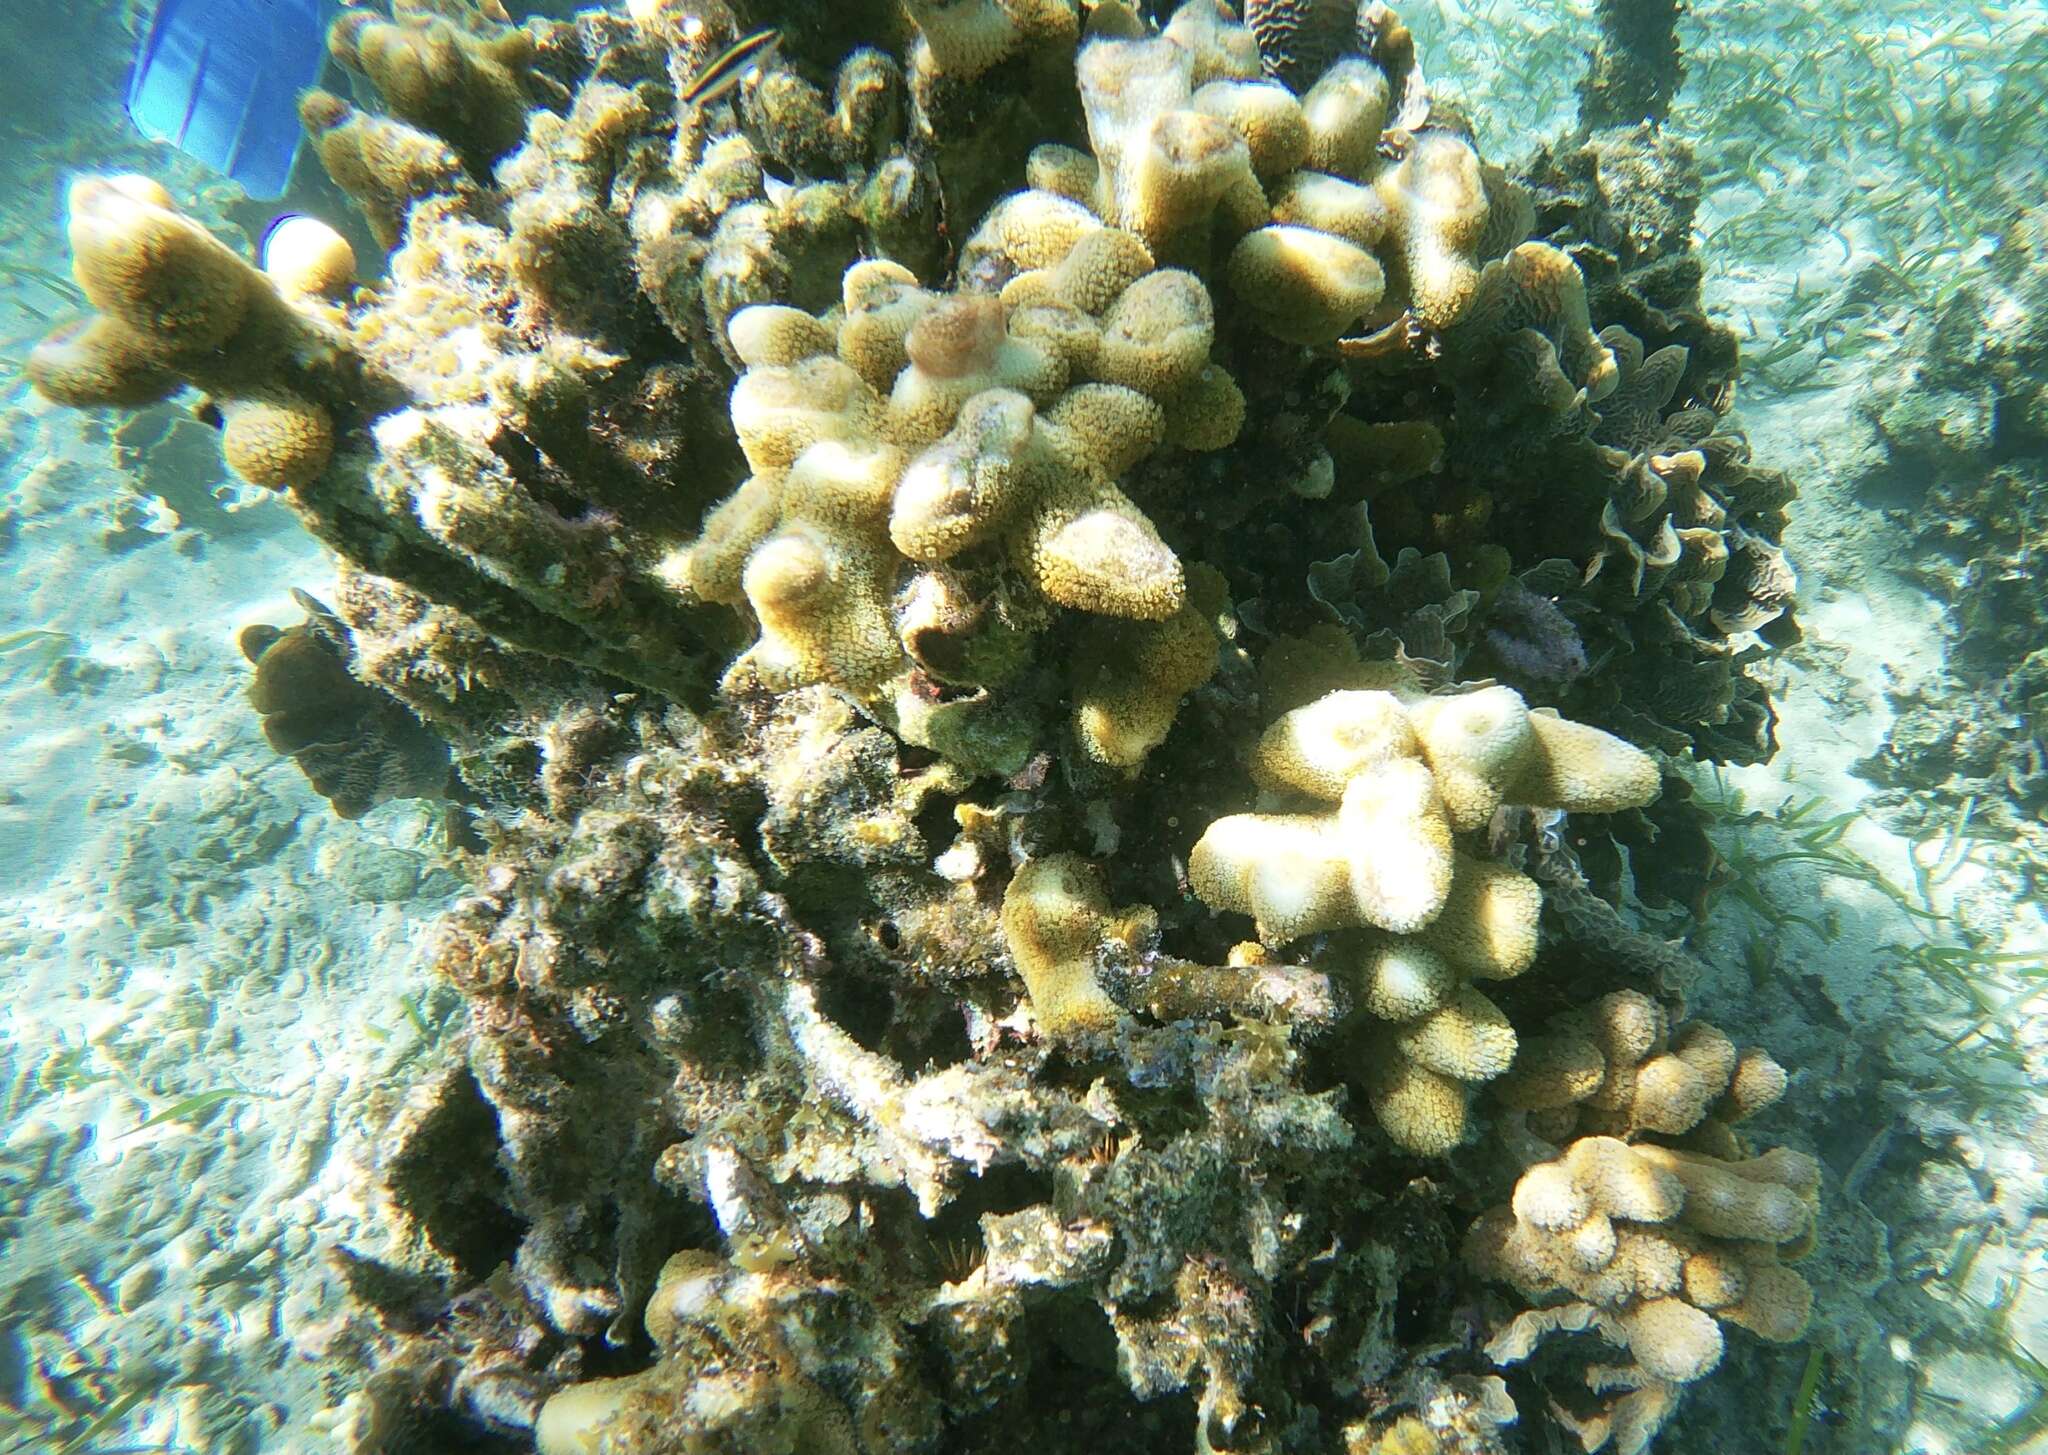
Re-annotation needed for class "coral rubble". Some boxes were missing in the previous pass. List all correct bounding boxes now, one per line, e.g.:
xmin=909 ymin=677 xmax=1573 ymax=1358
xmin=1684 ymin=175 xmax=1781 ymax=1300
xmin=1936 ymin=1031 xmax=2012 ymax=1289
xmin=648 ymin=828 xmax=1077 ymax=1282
xmin=1856 ymin=195 xmax=2048 ymax=864
xmin=22 ymin=0 xmax=1820 ymax=1449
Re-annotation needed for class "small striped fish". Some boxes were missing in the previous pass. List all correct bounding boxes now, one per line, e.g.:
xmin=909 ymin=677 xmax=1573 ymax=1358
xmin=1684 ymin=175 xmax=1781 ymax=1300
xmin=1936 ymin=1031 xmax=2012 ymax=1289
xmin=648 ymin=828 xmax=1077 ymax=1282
xmin=681 ymin=27 xmax=783 ymax=110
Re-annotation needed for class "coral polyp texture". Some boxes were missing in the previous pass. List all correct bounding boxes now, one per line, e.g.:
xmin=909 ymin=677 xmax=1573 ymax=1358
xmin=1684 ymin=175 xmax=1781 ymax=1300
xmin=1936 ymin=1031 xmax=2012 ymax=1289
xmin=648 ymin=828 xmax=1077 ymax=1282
xmin=24 ymin=0 xmax=1823 ymax=1450
xmin=684 ymin=235 xmax=1240 ymax=701
xmin=29 ymin=177 xmax=366 ymax=488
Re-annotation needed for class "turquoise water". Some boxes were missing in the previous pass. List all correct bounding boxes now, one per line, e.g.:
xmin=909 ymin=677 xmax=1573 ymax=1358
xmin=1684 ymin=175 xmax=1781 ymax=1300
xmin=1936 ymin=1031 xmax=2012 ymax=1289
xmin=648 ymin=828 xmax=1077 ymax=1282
xmin=1 ymin=2 xmax=2044 ymax=1453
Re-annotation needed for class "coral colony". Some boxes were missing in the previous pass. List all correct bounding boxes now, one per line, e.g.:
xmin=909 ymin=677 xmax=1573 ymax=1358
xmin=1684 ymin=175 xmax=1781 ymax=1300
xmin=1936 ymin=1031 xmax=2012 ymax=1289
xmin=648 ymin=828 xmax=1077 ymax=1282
xmin=28 ymin=0 xmax=1816 ymax=1450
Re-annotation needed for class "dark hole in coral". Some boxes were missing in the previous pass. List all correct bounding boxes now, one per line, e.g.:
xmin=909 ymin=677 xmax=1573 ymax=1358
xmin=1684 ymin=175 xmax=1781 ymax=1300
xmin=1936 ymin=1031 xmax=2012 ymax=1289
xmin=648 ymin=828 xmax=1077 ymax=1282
xmin=935 ymin=1295 xmax=1199 ymax=1454
xmin=889 ymin=1158 xmax=1052 ymax=1289
xmin=384 ymin=1065 xmax=530 ymax=1284
xmin=912 ymin=790 xmax=958 ymax=863
xmin=898 ymin=741 xmax=940 ymax=774
xmin=381 ymin=1404 xmax=532 ymax=1455
xmin=1391 ymin=1263 xmax=1461 ymax=1346
xmin=900 ymin=1000 xmax=974 ymax=1072
xmin=874 ymin=918 xmax=903 ymax=952
xmin=811 ymin=962 xmax=897 ymax=1054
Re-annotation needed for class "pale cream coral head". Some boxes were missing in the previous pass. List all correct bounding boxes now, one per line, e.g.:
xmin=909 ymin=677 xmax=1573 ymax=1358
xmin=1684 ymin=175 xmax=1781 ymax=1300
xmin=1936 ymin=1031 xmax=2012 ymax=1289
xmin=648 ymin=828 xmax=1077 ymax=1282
xmin=1250 ymin=689 xmax=1418 ymax=800
xmin=730 ymin=356 xmax=880 ymax=472
xmin=1358 ymin=940 xmax=1456 ymax=1021
xmin=1000 ymin=854 xmax=1131 ymax=1040
xmin=1226 ymin=224 xmax=1386 ymax=345
xmin=261 ymin=214 xmax=358 ymax=299
xmin=1339 ymin=758 xmax=1453 ymax=934
xmin=889 ymin=389 xmax=1040 ymax=561
xmin=1299 ymin=59 xmax=1391 ymax=181
xmin=1190 ymin=79 xmax=1310 ymax=178
xmin=1409 ymin=685 xmax=1537 ymax=832
xmin=1094 ymin=268 xmax=1215 ymax=396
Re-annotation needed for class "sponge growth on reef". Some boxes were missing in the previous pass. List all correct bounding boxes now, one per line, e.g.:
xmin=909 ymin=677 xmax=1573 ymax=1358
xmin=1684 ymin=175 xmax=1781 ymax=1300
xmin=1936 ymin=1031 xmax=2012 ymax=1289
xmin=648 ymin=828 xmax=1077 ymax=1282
xmin=21 ymin=0 xmax=1824 ymax=1451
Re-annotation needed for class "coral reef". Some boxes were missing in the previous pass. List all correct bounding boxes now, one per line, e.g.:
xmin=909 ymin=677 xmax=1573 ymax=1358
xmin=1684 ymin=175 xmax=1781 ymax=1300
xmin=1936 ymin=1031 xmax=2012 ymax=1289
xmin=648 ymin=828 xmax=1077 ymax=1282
xmin=19 ymin=0 xmax=1823 ymax=1450
xmin=685 ymin=241 xmax=1239 ymax=713
xmin=1465 ymin=993 xmax=1810 ymax=1451
xmin=1467 ymin=1133 xmax=1816 ymax=1453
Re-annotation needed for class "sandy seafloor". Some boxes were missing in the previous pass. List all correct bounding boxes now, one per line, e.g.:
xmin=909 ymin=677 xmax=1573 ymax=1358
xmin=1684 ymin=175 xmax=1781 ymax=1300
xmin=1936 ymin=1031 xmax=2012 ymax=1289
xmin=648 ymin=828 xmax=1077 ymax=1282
xmin=0 ymin=0 xmax=2044 ymax=1451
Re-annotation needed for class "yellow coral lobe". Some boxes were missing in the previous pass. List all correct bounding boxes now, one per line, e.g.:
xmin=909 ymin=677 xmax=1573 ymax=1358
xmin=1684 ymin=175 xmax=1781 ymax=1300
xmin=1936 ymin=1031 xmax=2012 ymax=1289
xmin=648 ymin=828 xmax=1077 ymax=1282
xmin=1413 ymin=854 xmax=1541 ymax=979
xmin=26 ymin=316 xmax=178 ymax=409
xmin=740 ymin=442 xmax=905 ymax=691
xmin=1721 ymin=1263 xmax=1813 ymax=1343
xmin=1188 ymin=812 xmax=1352 ymax=944
xmin=1094 ymin=269 xmax=1216 ymax=397
xmin=1376 ymin=131 xmax=1492 ymax=329
xmin=731 ymin=356 xmax=881 ymax=473
xmin=1299 ymin=58 xmax=1390 ymax=180
xmin=535 ymin=1377 xmax=632 ymax=1455
xmin=1408 ymin=685 xmax=1537 ymax=833
xmin=1267 ymin=171 xmax=1391 ymax=249
xmin=1338 ymin=758 xmax=1453 ymax=934
xmin=1190 ymin=79 xmax=1310 ymax=179
xmin=1072 ymin=597 xmax=1219 ymax=768
xmin=1357 ymin=940 xmax=1456 ymax=1022
xmin=1624 ymin=1298 xmax=1725 ymax=1384
xmin=902 ymin=0 xmax=1076 ymax=81
xmin=889 ymin=389 xmax=1040 ymax=562
xmin=1225 ymin=225 xmax=1385 ymax=345
xmin=1161 ymin=363 xmax=1245 ymax=451
xmin=1506 ymin=711 xmax=1661 ymax=815
xmin=1724 ymin=1047 xmax=1789 ymax=1121
xmin=67 ymin=177 xmax=254 ymax=360
xmin=1042 ymin=384 xmax=1163 ymax=479
xmin=1251 ymin=689 xmax=1419 ymax=801
xmin=1391 ymin=986 xmax=1517 ymax=1082
xmin=728 ymin=303 xmax=838 ymax=368
xmin=1491 ymin=1031 xmax=1605 ymax=1111
xmin=1367 ymin=1052 xmax=1467 ymax=1155
xmin=1000 ymin=855 xmax=1130 ymax=1040
xmin=1050 ymin=227 xmax=1157 ymax=312
xmin=220 ymin=393 xmax=336 ymax=489
xmin=960 ymin=189 xmax=1104 ymax=278
xmin=1018 ymin=484 xmax=1185 ymax=620
xmin=1124 ymin=109 xmax=1263 ymax=257
xmin=1632 ymin=1144 xmax=1818 ymax=1245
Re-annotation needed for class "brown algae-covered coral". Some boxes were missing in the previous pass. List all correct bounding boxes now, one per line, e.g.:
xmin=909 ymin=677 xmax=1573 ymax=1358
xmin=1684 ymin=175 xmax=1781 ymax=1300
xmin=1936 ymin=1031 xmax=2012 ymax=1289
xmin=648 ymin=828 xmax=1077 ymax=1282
xmin=21 ymin=0 xmax=1824 ymax=1451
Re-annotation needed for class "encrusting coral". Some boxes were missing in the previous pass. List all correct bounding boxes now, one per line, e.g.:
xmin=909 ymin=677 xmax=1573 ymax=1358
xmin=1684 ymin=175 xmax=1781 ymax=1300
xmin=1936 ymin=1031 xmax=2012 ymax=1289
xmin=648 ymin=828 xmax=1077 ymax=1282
xmin=21 ymin=0 xmax=1823 ymax=1451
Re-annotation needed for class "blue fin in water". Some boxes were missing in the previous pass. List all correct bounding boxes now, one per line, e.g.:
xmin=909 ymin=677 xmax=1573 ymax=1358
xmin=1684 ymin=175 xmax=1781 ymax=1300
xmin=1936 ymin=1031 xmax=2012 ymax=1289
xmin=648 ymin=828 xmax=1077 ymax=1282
xmin=125 ymin=0 xmax=332 ymax=198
